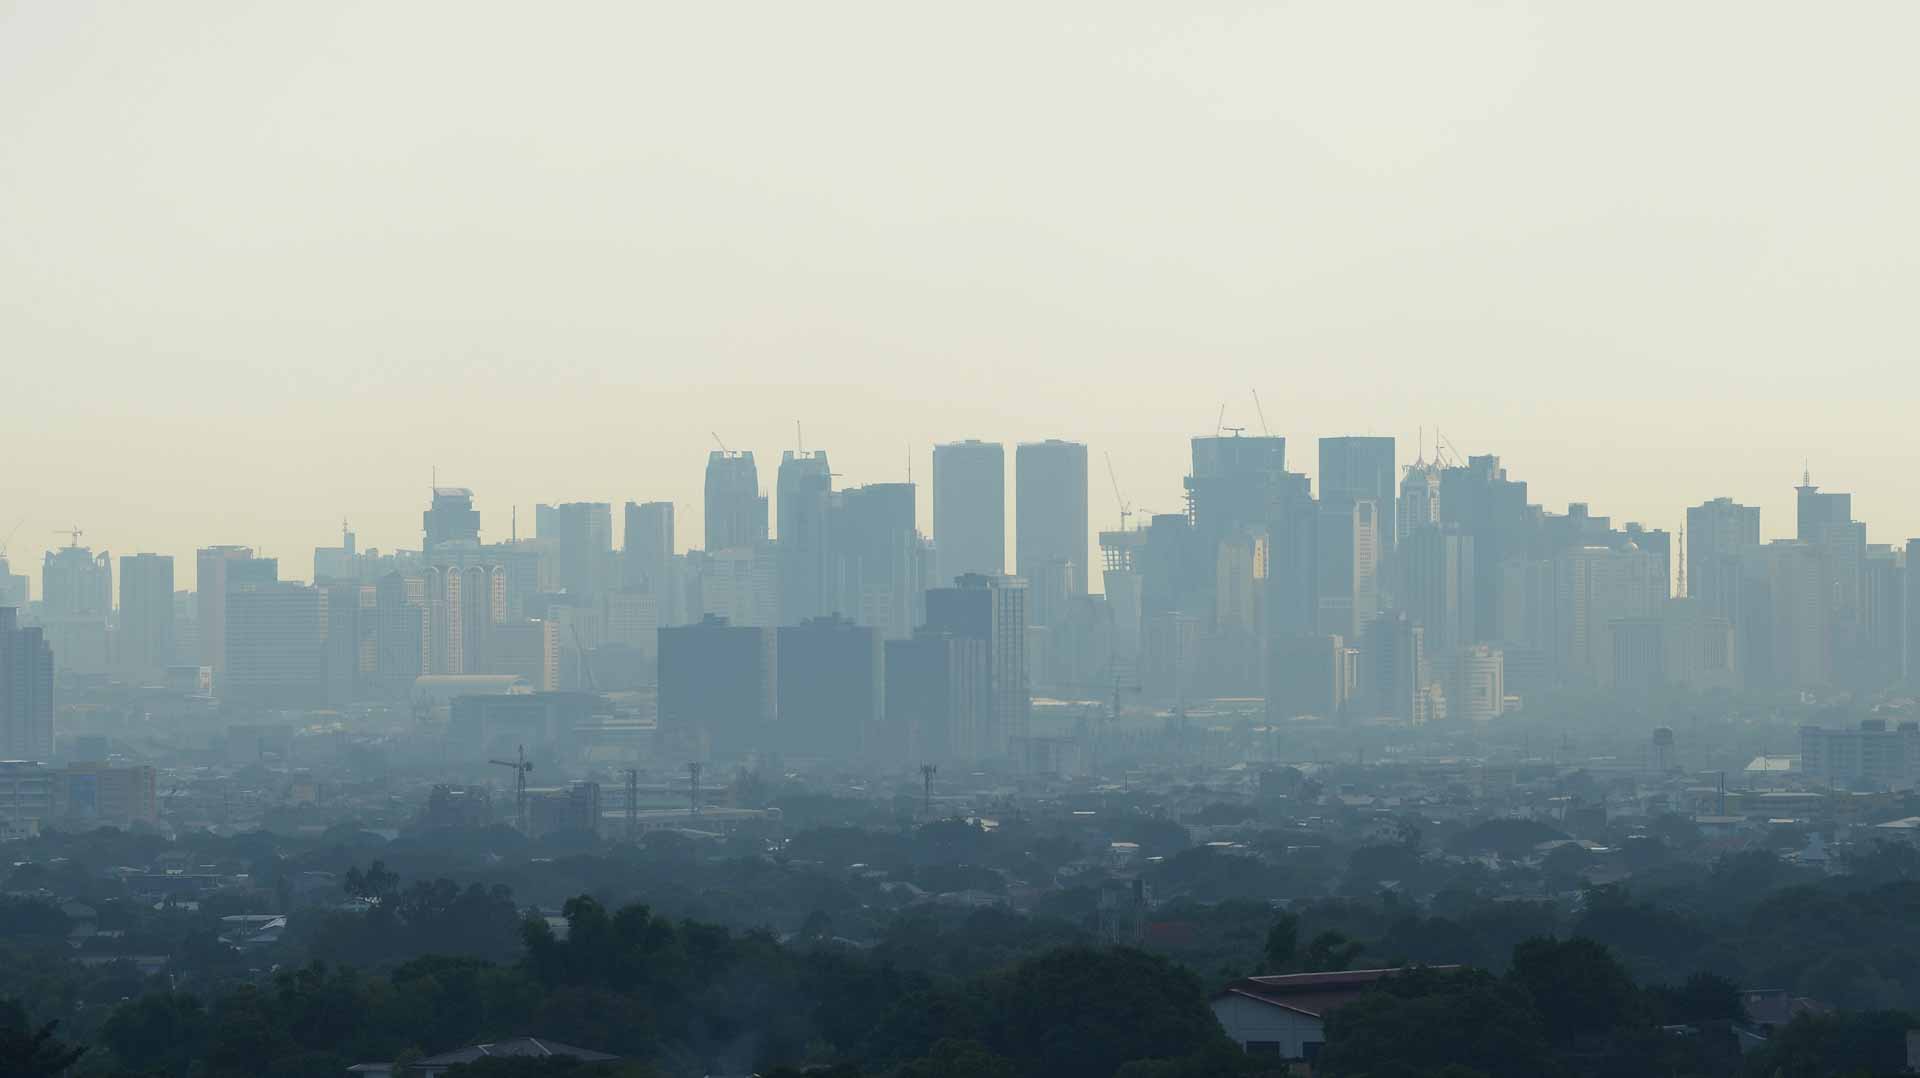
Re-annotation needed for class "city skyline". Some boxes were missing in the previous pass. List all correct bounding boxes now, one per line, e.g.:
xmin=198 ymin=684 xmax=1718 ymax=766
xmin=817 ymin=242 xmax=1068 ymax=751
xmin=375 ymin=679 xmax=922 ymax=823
xmin=0 ymin=426 xmax=1895 ymax=594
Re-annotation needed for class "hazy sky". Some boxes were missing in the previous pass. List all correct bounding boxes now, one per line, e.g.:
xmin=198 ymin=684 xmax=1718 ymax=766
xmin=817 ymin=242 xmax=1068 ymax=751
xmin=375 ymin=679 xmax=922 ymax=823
xmin=4 ymin=2 xmax=1917 ymax=590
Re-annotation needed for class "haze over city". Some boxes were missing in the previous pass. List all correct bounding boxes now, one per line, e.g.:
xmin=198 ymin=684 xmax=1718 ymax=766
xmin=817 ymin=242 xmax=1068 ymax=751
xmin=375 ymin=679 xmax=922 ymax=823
xmin=5 ymin=2 xmax=1920 ymax=583
xmin=6 ymin=5 xmax=1920 ymax=1078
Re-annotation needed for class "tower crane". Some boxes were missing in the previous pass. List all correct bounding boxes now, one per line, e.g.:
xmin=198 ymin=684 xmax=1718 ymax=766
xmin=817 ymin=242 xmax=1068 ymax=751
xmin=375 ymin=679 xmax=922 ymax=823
xmin=489 ymin=745 xmax=534 ymax=834
xmin=1104 ymin=453 xmax=1134 ymax=531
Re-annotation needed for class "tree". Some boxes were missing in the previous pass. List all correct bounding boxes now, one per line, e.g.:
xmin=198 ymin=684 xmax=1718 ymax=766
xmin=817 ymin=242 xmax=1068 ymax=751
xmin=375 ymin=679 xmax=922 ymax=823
xmin=987 ymin=946 xmax=1232 ymax=1078
xmin=1315 ymin=967 xmax=1553 ymax=1078
xmin=1300 ymin=930 xmax=1364 ymax=973
xmin=0 ymin=1000 xmax=86 ymax=1076
xmin=1264 ymin=913 xmax=1298 ymax=970
xmin=345 ymin=860 xmax=400 ymax=904
xmin=1507 ymin=937 xmax=1641 ymax=1043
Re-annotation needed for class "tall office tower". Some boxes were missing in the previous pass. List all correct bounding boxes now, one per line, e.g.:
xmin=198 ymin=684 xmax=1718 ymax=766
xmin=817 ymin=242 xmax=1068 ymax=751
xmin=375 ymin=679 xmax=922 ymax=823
xmin=0 ymin=554 xmax=27 ymax=609
xmin=1686 ymin=497 xmax=1760 ymax=613
xmin=1440 ymin=454 xmax=1531 ymax=642
xmin=118 ymin=554 xmax=175 ymax=675
xmin=1362 ymin=611 xmax=1424 ymax=723
xmin=1400 ymin=526 xmax=1475 ymax=656
xmin=223 ymin=581 xmax=328 ymax=706
xmin=1016 ymin=440 xmax=1090 ymax=602
xmin=41 ymin=542 xmax=113 ymax=674
xmin=1314 ymin=498 xmax=1380 ymax=642
xmin=1449 ymin=645 xmax=1506 ymax=722
xmin=1853 ymin=544 xmax=1905 ymax=691
xmin=423 ymin=487 xmax=482 ymax=551
xmin=777 ymin=450 xmax=833 ymax=624
xmin=1555 ymin=544 xmax=1666 ymax=686
xmin=536 ymin=502 xmax=613 ymax=602
xmin=485 ymin=619 xmax=560 ymax=691
xmin=924 ymin=573 xmax=1029 ymax=754
xmin=1796 ymin=471 xmax=1852 ymax=543
xmin=932 ymin=440 xmax=1005 ymax=583
xmin=322 ymin=580 xmax=374 ymax=705
xmin=885 ymin=630 xmax=990 ymax=763
xmin=1907 ymin=538 xmax=1920 ymax=688
xmin=196 ymin=547 xmax=278 ymax=676
xmin=1185 ymin=434 xmax=1288 ymax=542
xmin=1320 ymin=437 xmax=1398 ymax=554
xmin=831 ymin=482 xmax=925 ymax=638
xmin=658 ymin=615 xmax=776 ymax=757
xmin=41 ymin=543 xmax=112 ymax=620
xmin=1398 ymin=460 xmax=1442 ymax=545
xmin=371 ymin=571 xmax=428 ymax=693
xmin=688 ymin=545 xmax=780 ymax=628
xmin=704 ymin=450 xmax=769 ymax=552
xmin=777 ymin=615 xmax=883 ymax=758
xmin=420 ymin=563 xmax=507 ymax=675
xmin=622 ymin=501 xmax=675 ymax=599
xmin=1265 ymin=632 xmax=1347 ymax=720
xmin=0 ymin=608 xmax=54 ymax=762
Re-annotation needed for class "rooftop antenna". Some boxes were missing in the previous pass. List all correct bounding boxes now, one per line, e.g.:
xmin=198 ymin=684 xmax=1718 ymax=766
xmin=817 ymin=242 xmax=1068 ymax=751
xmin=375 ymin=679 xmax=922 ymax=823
xmin=511 ymin=506 xmax=518 ymax=542
xmin=1250 ymin=388 xmax=1272 ymax=436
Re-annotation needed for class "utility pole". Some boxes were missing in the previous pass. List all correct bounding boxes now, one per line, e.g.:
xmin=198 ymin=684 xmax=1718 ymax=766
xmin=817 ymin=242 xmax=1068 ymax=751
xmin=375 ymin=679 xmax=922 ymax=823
xmin=687 ymin=761 xmax=703 ymax=818
xmin=920 ymin=763 xmax=937 ymax=819
xmin=489 ymin=745 xmax=533 ymax=834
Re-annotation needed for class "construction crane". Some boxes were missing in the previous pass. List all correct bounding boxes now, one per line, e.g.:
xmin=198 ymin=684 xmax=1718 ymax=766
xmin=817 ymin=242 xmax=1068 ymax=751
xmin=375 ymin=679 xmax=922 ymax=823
xmin=54 ymin=526 xmax=84 ymax=548
xmin=1104 ymin=452 xmax=1134 ymax=532
xmin=920 ymin=763 xmax=938 ymax=819
xmin=489 ymin=745 xmax=534 ymax=834
xmin=1251 ymin=388 xmax=1272 ymax=436
xmin=711 ymin=431 xmax=731 ymax=453
xmin=0 ymin=517 xmax=23 ymax=557
xmin=570 ymin=621 xmax=598 ymax=693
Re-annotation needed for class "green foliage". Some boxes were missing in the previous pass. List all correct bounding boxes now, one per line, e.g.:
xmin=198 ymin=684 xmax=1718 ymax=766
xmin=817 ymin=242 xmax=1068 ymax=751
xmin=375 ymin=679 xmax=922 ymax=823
xmin=0 ymin=999 xmax=86 ymax=1076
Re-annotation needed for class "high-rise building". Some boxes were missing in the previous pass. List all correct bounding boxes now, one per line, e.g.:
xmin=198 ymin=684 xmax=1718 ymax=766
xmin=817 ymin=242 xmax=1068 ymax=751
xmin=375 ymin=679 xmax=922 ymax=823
xmin=831 ymin=482 xmax=926 ymax=639
xmin=1554 ymin=544 xmax=1666 ymax=686
xmin=622 ymin=501 xmax=675 ymax=601
xmin=195 ymin=547 xmax=278 ymax=676
xmin=1398 ymin=460 xmax=1442 ymax=545
xmin=423 ymin=487 xmax=482 ymax=551
xmin=1319 ymin=437 xmax=1397 ymax=554
xmin=371 ymin=571 xmax=428 ymax=693
xmin=1185 ymin=434 xmax=1288 ymax=543
xmin=704 ymin=450 xmax=768 ymax=552
xmin=658 ymin=615 xmax=776 ymax=757
xmin=536 ymin=502 xmax=613 ymax=603
xmin=777 ymin=450 xmax=833 ymax=624
xmin=1399 ymin=526 xmax=1474 ymax=656
xmin=485 ymin=620 xmax=560 ymax=691
xmin=1016 ymin=440 xmax=1089 ymax=601
xmin=1440 ymin=455 xmax=1531 ymax=643
xmin=932 ymin=440 xmax=1005 ymax=584
xmin=1908 ymin=539 xmax=1920 ymax=689
xmin=1449 ymin=645 xmax=1506 ymax=722
xmin=688 ymin=545 xmax=779 ymax=628
xmin=1266 ymin=632 xmax=1347 ymax=720
xmin=924 ymin=573 xmax=1029 ymax=754
xmin=1362 ymin=611 xmax=1424 ymax=723
xmin=1314 ymin=497 xmax=1380 ymax=642
xmin=224 ymin=582 xmax=328 ymax=706
xmin=1796 ymin=472 xmax=1852 ymax=543
xmin=0 ymin=555 xmax=26 ymax=610
xmin=776 ymin=615 xmax=883 ymax=758
xmin=0 ymin=608 xmax=54 ymax=762
xmin=885 ymin=630 xmax=989 ymax=763
xmin=41 ymin=543 xmax=112 ymax=674
xmin=1686 ymin=498 xmax=1760 ymax=613
xmin=118 ymin=553 xmax=175 ymax=676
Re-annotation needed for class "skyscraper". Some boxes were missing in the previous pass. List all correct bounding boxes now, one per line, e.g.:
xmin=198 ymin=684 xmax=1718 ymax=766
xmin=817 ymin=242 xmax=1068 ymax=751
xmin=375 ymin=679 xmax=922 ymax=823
xmin=704 ymin=450 xmax=768 ymax=552
xmin=622 ymin=501 xmax=675 ymax=596
xmin=1315 ymin=497 xmax=1380 ymax=642
xmin=41 ymin=542 xmax=112 ymax=673
xmin=1399 ymin=526 xmax=1474 ymax=655
xmin=1016 ymin=440 xmax=1089 ymax=601
xmin=924 ymin=573 xmax=1029 ymax=754
xmin=0 ymin=607 xmax=53 ymax=762
xmin=777 ymin=615 xmax=883 ymax=758
xmin=536 ymin=502 xmax=613 ymax=602
xmin=1686 ymin=497 xmax=1760 ymax=616
xmin=777 ymin=450 xmax=833 ymax=624
xmin=1319 ymin=437 xmax=1397 ymax=554
xmin=196 ymin=547 xmax=278 ymax=676
xmin=932 ymin=440 xmax=1005 ymax=584
xmin=224 ymin=581 xmax=328 ymax=705
xmin=1796 ymin=472 xmax=1852 ymax=542
xmin=119 ymin=553 xmax=175 ymax=676
xmin=423 ymin=487 xmax=482 ymax=551
xmin=1398 ymin=460 xmax=1442 ymax=545
xmin=830 ymin=482 xmax=925 ymax=638
xmin=658 ymin=615 xmax=776 ymax=756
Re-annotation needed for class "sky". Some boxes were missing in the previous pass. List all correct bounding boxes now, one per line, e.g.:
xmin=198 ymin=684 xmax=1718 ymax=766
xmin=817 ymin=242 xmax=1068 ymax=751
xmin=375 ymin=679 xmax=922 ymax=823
xmin=3 ymin=2 xmax=1917 ymax=591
